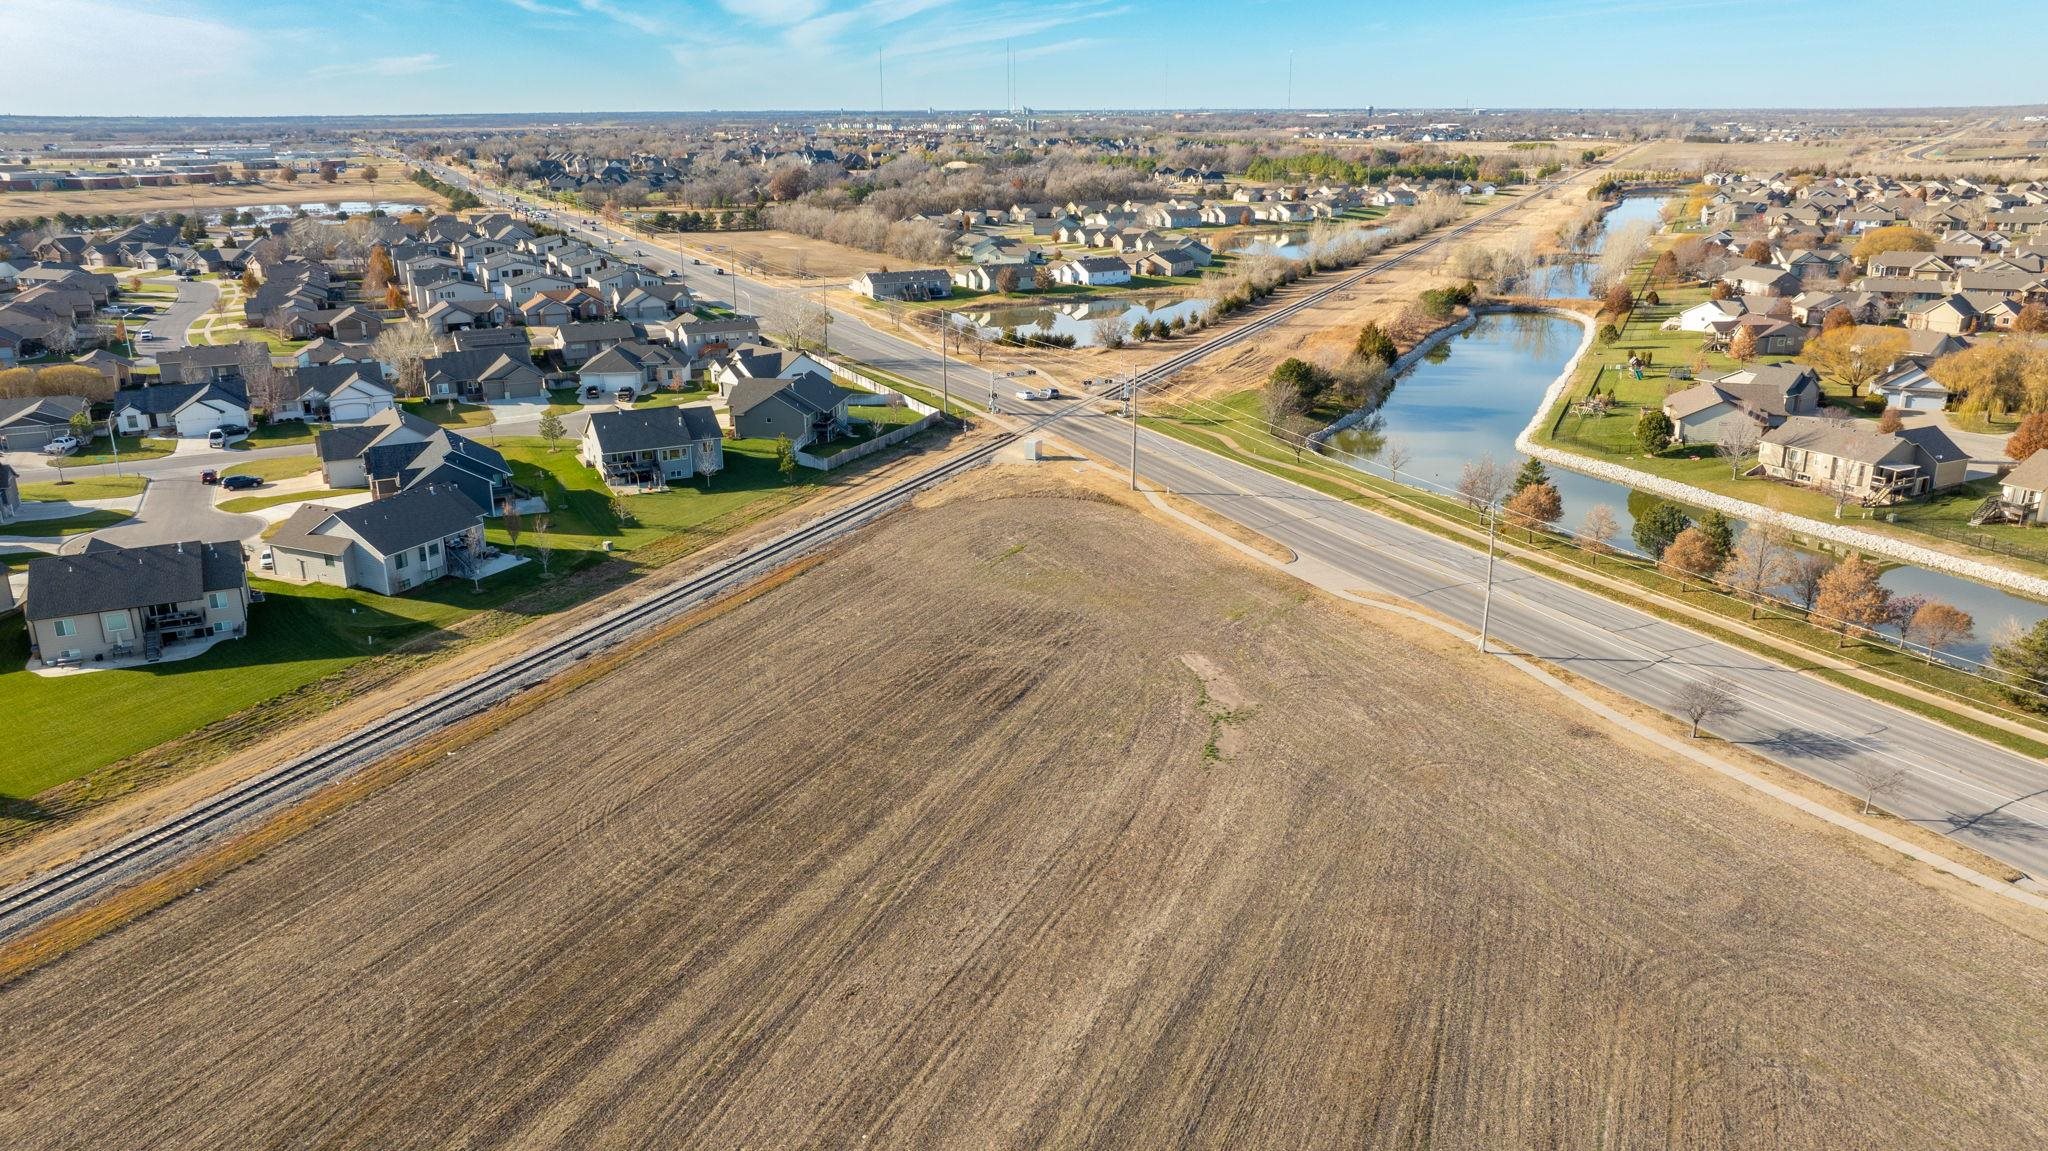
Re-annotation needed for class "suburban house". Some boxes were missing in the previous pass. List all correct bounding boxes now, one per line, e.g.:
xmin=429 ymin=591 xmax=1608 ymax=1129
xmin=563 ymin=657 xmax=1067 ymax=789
xmin=710 ymin=345 xmax=833 ymax=397
xmin=1669 ymin=297 xmax=1747 ymax=335
xmin=152 ymin=344 xmax=245 ymax=385
xmin=848 ymin=269 xmax=952 ymax=301
xmin=1984 ymin=451 xmax=2048 ymax=525
xmin=0 ymin=395 xmax=89 ymax=452
xmin=1871 ymin=361 xmax=1951 ymax=412
xmin=316 ymin=408 xmax=515 ymax=514
xmin=420 ymin=349 xmax=547 ymax=401
xmin=578 ymin=340 xmax=691 ymax=401
xmin=727 ymin=372 xmax=859 ymax=444
xmin=23 ymin=538 xmax=249 ymax=666
xmin=71 ymin=349 xmax=133 ymax=388
xmin=1130 ymin=248 xmax=1198 ymax=278
xmin=1757 ymin=416 xmax=1969 ymax=503
xmin=0 ymin=461 xmax=18 ymax=524
xmin=269 ymin=485 xmax=491 ymax=596
xmin=580 ymin=405 xmax=725 ymax=491
xmin=1720 ymin=263 xmax=1802 ymax=297
xmin=1663 ymin=364 xmax=1824 ymax=446
xmin=279 ymin=363 xmax=396 ymax=424
xmin=652 ymin=313 xmax=760 ymax=358
xmin=1054 ymin=256 xmax=1132 ymax=287
xmin=1732 ymin=314 xmax=1808 ymax=356
xmin=110 ymin=381 xmax=250 ymax=438
xmin=1903 ymin=294 xmax=1980 ymax=336
xmin=548 ymin=320 xmax=636 ymax=367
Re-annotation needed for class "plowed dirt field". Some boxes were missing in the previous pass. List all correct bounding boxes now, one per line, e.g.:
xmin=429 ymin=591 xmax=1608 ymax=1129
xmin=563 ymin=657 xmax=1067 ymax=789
xmin=2 ymin=473 xmax=2045 ymax=1149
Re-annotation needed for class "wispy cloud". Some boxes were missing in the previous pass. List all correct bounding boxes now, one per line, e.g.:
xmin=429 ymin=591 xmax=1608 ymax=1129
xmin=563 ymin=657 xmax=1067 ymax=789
xmin=500 ymin=0 xmax=575 ymax=15
xmin=718 ymin=0 xmax=824 ymax=25
xmin=311 ymin=53 xmax=450 ymax=79
xmin=577 ymin=0 xmax=670 ymax=34
xmin=11 ymin=0 xmax=254 ymax=86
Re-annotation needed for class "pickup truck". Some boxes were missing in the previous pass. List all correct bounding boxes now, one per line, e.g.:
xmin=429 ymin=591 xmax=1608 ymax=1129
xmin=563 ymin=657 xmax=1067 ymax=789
xmin=41 ymin=435 xmax=80 ymax=456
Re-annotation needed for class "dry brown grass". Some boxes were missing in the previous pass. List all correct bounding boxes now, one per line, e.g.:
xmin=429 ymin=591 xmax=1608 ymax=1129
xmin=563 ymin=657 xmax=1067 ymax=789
xmin=0 ymin=173 xmax=445 ymax=220
xmin=2 ymin=474 xmax=2046 ymax=1149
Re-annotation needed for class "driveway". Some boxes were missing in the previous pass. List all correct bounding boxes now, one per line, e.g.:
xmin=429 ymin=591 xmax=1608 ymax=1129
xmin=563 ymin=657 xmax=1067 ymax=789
xmin=66 ymin=473 xmax=263 ymax=553
xmin=1899 ymin=410 xmax=2011 ymax=478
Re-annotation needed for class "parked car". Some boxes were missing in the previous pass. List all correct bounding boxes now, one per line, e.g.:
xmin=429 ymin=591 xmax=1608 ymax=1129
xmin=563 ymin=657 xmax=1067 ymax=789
xmin=258 ymin=548 xmax=275 ymax=571
xmin=200 ymin=469 xmax=220 ymax=485
xmin=1015 ymin=387 xmax=1054 ymax=402
xmin=207 ymin=425 xmax=249 ymax=448
xmin=41 ymin=435 xmax=80 ymax=456
xmin=219 ymin=474 xmax=263 ymax=491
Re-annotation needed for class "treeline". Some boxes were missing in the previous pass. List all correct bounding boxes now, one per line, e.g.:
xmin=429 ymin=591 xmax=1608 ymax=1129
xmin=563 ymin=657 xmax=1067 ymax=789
xmin=1205 ymin=193 xmax=1466 ymax=324
xmin=0 ymin=363 xmax=118 ymax=403
xmin=765 ymin=203 xmax=953 ymax=263
xmin=1243 ymin=149 xmax=1536 ymax=186
xmin=411 ymin=169 xmax=480 ymax=211
xmin=642 ymin=208 xmax=760 ymax=232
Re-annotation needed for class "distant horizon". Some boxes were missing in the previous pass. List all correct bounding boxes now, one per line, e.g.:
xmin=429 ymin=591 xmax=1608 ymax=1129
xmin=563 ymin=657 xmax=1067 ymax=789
xmin=13 ymin=0 xmax=2048 ymax=118
xmin=3 ymin=104 xmax=2046 ymax=126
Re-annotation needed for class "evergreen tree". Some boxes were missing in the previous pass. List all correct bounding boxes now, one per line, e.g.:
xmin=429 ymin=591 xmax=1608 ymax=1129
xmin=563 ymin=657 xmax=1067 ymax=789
xmin=1512 ymin=457 xmax=1550 ymax=494
xmin=1631 ymin=501 xmax=1693 ymax=559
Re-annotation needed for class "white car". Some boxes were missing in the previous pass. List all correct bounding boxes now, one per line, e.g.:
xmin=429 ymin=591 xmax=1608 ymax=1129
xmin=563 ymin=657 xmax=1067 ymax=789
xmin=42 ymin=435 xmax=80 ymax=456
xmin=1014 ymin=387 xmax=1062 ymax=402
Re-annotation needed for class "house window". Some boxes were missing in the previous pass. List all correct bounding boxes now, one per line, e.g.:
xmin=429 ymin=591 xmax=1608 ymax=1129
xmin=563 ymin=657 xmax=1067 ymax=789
xmin=324 ymin=555 xmax=335 ymax=567
xmin=101 ymin=611 xmax=131 ymax=639
xmin=428 ymin=542 xmax=441 ymax=557
xmin=395 ymin=550 xmax=410 ymax=570
xmin=53 ymin=619 xmax=75 ymax=638
xmin=418 ymin=545 xmax=430 ymax=562
xmin=208 ymin=591 xmax=228 ymax=610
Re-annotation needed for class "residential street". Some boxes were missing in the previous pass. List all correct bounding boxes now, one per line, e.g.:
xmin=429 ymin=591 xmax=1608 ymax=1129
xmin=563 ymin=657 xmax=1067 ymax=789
xmin=145 ymin=276 xmax=220 ymax=353
xmin=69 ymin=474 xmax=261 ymax=552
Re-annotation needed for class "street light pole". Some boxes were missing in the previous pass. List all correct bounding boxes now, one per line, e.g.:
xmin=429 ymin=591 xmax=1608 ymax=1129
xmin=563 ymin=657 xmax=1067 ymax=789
xmin=1477 ymin=501 xmax=1498 ymax=652
xmin=1128 ymin=376 xmax=1140 ymax=491
xmin=108 ymin=415 xmax=122 ymax=479
xmin=940 ymin=311 xmax=951 ymax=417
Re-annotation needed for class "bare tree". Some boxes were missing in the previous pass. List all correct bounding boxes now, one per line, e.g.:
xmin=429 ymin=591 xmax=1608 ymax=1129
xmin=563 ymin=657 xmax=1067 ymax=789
xmin=534 ymin=516 xmax=553 ymax=575
xmin=1456 ymin=454 xmax=1513 ymax=510
xmin=766 ymin=295 xmax=831 ymax=353
xmin=371 ymin=320 xmax=439 ymax=398
xmin=1579 ymin=504 xmax=1619 ymax=553
xmin=1379 ymin=439 xmax=1411 ymax=486
xmin=1091 ymin=313 xmax=1127 ymax=350
xmin=1673 ymin=677 xmax=1744 ymax=738
xmin=1785 ymin=552 xmax=1831 ymax=610
xmin=1716 ymin=416 xmax=1762 ymax=477
xmin=1719 ymin=527 xmax=1791 ymax=618
xmin=235 ymin=340 xmax=283 ymax=419
xmin=1850 ymin=763 xmax=1912 ymax=816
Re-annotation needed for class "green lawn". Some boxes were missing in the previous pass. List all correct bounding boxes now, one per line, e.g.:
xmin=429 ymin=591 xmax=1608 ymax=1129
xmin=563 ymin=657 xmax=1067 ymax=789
xmin=17 ymin=475 xmax=147 ymax=502
xmin=53 ymin=436 xmax=175 ymax=468
xmin=495 ymin=434 xmax=831 ymax=558
xmin=1532 ymin=252 xmax=2048 ymax=574
xmin=632 ymin=387 xmax=718 ymax=408
xmin=0 ymin=579 xmax=500 ymax=798
xmin=400 ymin=397 xmax=499 ymax=429
xmin=0 ymin=509 xmax=133 ymax=538
xmin=232 ymin=422 xmax=324 ymax=450
xmin=223 ymin=454 xmax=322 ymax=482
xmin=219 ymin=488 xmax=352 ymax=514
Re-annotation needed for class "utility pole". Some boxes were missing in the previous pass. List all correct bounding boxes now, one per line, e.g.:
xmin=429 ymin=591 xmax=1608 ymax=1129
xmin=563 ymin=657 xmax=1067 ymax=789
xmin=939 ymin=310 xmax=951 ymax=417
xmin=1128 ymin=376 xmax=1140 ymax=491
xmin=1477 ymin=501 xmax=1498 ymax=652
xmin=107 ymin=415 xmax=122 ymax=478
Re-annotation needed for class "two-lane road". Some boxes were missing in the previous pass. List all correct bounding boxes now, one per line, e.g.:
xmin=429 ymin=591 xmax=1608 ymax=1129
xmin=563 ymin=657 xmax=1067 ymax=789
xmin=1050 ymin=405 xmax=2048 ymax=882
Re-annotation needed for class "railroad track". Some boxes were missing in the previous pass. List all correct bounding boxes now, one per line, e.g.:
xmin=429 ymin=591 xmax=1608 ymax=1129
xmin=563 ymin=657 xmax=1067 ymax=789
xmin=0 ymin=426 xmax=1029 ymax=943
xmin=0 ymin=156 xmax=1616 ymax=945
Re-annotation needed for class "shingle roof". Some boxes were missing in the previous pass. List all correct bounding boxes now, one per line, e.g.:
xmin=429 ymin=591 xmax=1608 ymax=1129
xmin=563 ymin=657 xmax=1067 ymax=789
xmin=113 ymin=380 xmax=249 ymax=416
xmin=325 ymin=485 xmax=485 ymax=556
xmin=585 ymin=405 xmax=722 ymax=454
xmin=24 ymin=539 xmax=242 ymax=621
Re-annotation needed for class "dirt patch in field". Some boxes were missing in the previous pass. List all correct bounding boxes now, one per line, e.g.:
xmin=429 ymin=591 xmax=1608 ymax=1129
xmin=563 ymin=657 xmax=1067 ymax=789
xmin=2 ymin=476 xmax=2047 ymax=1149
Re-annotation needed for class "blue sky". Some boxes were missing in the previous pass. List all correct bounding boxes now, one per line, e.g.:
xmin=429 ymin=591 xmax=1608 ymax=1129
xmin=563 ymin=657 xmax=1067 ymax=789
xmin=11 ymin=0 xmax=2047 ymax=117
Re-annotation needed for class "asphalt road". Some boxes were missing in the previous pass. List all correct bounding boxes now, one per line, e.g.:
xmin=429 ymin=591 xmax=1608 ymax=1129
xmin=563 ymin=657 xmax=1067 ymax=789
xmin=265 ymin=162 xmax=2048 ymax=882
xmin=141 ymin=276 xmax=220 ymax=353
xmin=1049 ymin=405 xmax=2048 ymax=882
xmin=72 ymin=473 xmax=262 ymax=552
